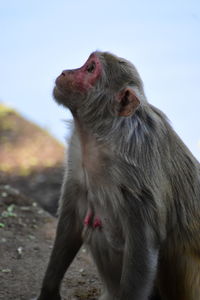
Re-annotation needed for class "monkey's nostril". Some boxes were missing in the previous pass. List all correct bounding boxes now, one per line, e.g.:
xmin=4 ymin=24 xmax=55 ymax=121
xmin=61 ymin=72 xmax=66 ymax=77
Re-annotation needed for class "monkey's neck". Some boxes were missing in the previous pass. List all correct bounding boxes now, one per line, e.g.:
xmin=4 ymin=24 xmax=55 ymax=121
xmin=74 ymin=116 xmax=105 ymax=175
xmin=74 ymin=117 xmax=89 ymax=140
xmin=74 ymin=117 xmax=93 ymax=153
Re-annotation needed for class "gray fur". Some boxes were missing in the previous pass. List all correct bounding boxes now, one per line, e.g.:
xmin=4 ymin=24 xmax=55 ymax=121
xmin=36 ymin=51 xmax=200 ymax=300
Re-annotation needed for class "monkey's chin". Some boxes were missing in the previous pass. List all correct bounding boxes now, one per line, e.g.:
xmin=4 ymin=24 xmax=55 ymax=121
xmin=53 ymin=86 xmax=71 ymax=108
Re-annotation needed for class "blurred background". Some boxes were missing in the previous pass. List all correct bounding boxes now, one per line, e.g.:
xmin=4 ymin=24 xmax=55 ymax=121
xmin=0 ymin=0 xmax=200 ymax=159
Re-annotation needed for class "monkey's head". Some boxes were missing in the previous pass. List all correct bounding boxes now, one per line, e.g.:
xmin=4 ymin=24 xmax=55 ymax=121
xmin=53 ymin=51 xmax=145 ymax=119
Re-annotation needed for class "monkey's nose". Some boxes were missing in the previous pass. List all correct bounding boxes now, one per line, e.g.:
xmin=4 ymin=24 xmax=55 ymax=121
xmin=61 ymin=70 xmax=73 ymax=77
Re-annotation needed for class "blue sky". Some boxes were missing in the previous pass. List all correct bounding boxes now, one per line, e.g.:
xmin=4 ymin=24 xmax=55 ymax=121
xmin=0 ymin=0 xmax=200 ymax=160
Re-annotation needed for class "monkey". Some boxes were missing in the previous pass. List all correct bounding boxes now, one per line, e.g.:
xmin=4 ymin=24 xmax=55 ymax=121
xmin=34 ymin=51 xmax=200 ymax=300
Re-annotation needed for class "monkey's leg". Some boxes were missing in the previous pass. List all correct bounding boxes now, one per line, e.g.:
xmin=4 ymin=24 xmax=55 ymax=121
xmin=89 ymin=226 xmax=123 ymax=300
xmin=158 ymin=243 xmax=200 ymax=300
xmin=149 ymin=295 xmax=161 ymax=300
xmin=148 ymin=287 xmax=162 ymax=300
xmin=118 ymin=200 xmax=159 ymax=300
xmin=99 ymin=291 xmax=113 ymax=300
xmin=37 ymin=181 xmax=83 ymax=300
xmin=95 ymin=220 xmax=158 ymax=300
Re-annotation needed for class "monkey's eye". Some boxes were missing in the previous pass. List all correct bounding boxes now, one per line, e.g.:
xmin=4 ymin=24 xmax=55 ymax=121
xmin=86 ymin=62 xmax=96 ymax=73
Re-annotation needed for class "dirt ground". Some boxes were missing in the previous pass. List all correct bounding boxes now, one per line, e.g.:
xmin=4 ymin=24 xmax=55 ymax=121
xmin=0 ymin=179 xmax=102 ymax=300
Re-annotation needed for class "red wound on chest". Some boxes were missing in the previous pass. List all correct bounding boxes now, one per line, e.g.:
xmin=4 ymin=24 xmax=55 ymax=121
xmin=84 ymin=211 xmax=93 ymax=225
xmin=93 ymin=217 xmax=102 ymax=228
xmin=84 ymin=212 xmax=102 ymax=229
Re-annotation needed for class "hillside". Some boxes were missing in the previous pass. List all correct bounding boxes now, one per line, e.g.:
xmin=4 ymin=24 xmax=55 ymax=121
xmin=0 ymin=103 xmax=64 ymax=174
xmin=0 ymin=103 xmax=65 ymax=214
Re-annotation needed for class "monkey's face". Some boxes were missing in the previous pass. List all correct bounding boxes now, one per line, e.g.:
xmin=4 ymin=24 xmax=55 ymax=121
xmin=53 ymin=53 xmax=102 ymax=110
xmin=53 ymin=51 xmax=142 ymax=119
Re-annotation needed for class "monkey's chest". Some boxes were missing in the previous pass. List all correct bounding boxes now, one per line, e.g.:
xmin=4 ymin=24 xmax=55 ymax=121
xmin=81 ymin=208 xmax=125 ymax=253
xmin=76 ymin=134 xmax=124 ymax=250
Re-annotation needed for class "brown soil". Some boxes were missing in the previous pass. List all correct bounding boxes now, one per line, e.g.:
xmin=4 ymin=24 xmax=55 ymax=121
xmin=0 ymin=104 xmax=102 ymax=300
xmin=0 ymin=184 xmax=102 ymax=300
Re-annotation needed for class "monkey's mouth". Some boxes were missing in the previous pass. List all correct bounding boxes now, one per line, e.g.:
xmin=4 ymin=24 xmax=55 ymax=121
xmin=55 ymin=76 xmax=64 ymax=91
xmin=54 ymin=78 xmax=69 ymax=98
xmin=53 ymin=84 xmax=60 ymax=94
xmin=55 ymin=75 xmax=76 ymax=94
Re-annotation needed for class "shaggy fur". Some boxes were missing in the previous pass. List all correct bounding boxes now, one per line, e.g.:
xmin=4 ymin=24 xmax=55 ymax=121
xmin=36 ymin=52 xmax=200 ymax=300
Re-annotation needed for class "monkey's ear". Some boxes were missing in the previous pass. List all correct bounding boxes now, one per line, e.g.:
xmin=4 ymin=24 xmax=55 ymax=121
xmin=116 ymin=88 xmax=140 ymax=117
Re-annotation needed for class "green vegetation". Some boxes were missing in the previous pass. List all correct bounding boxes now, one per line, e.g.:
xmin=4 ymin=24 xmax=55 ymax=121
xmin=1 ymin=204 xmax=17 ymax=218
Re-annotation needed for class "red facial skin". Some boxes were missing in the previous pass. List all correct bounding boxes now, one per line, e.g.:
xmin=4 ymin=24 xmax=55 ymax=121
xmin=55 ymin=53 xmax=102 ymax=95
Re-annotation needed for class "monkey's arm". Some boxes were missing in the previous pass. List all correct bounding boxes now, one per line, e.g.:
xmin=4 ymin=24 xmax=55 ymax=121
xmin=119 ymin=196 xmax=159 ymax=300
xmin=37 ymin=179 xmax=83 ymax=300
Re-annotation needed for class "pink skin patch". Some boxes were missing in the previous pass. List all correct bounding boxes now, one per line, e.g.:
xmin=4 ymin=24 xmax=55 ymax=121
xmin=84 ymin=211 xmax=102 ymax=229
xmin=74 ymin=53 xmax=102 ymax=91
xmin=56 ymin=53 xmax=102 ymax=94
xmin=84 ymin=211 xmax=93 ymax=226
xmin=93 ymin=217 xmax=102 ymax=229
